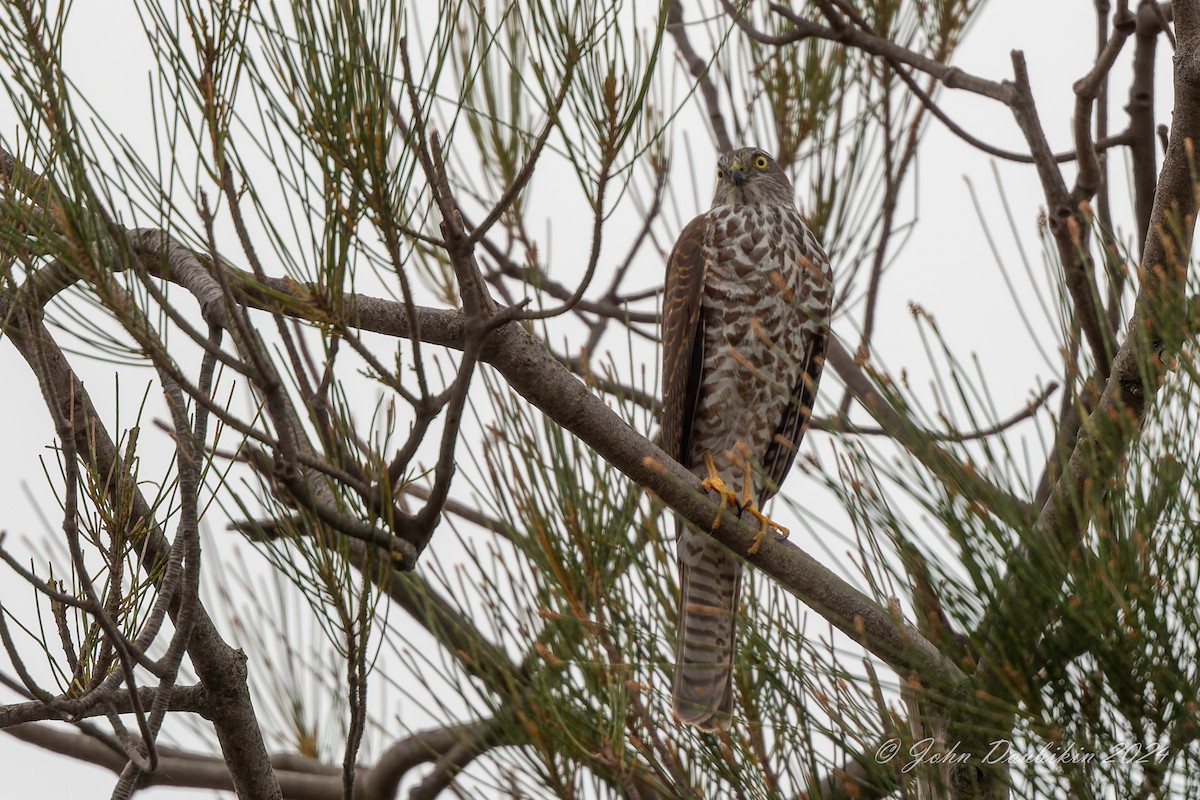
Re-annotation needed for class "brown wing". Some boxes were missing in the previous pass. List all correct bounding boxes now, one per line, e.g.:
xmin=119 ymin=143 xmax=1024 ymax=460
xmin=759 ymin=330 xmax=827 ymax=503
xmin=661 ymin=214 xmax=711 ymax=467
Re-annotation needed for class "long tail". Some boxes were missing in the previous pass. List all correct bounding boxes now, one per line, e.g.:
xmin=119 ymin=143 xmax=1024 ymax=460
xmin=673 ymin=526 xmax=742 ymax=731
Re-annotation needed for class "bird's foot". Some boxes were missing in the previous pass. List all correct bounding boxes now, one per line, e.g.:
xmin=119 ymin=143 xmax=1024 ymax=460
xmin=700 ymin=453 xmax=739 ymax=531
xmin=733 ymin=456 xmax=788 ymax=554
xmin=741 ymin=501 xmax=789 ymax=555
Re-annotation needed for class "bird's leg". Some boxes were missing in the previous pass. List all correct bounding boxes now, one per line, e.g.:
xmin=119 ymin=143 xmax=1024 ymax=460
xmin=736 ymin=459 xmax=789 ymax=555
xmin=699 ymin=452 xmax=739 ymax=531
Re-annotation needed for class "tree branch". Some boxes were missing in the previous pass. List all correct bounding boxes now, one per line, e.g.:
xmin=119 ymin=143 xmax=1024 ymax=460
xmin=765 ymin=2 xmax=1014 ymax=102
xmin=0 ymin=300 xmax=283 ymax=799
xmin=187 ymin=259 xmax=970 ymax=690
xmin=7 ymin=723 xmax=347 ymax=799
xmin=1008 ymin=49 xmax=1118 ymax=371
xmin=0 ymin=684 xmax=207 ymax=729
xmin=1128 ymin=0 xmax=1166 ymax=255
xmin=975 ymin=0 xmax=1200 ymax=701
xmin=667 ymin=0 xmax=734 ymax=152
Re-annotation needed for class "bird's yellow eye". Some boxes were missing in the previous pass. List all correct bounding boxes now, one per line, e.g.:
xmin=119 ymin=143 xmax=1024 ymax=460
xmin=753 ymin=155 xmax=769 ymax=170
xmin=717 ymin=167 xmax=726 ymax=181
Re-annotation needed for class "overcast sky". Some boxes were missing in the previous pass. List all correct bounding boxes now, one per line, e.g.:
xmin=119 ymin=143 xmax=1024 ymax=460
xmin=0 ymin=1 xmax=1165 ymax=796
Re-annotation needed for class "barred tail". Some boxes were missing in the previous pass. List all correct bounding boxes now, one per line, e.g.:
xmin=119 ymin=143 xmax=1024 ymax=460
xmin=673 ymin=527 xmax=742 ymax=731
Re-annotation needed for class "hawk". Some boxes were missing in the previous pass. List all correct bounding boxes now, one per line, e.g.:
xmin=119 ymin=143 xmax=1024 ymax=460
xmin=662 ymin=147 xmax=832 ymax=730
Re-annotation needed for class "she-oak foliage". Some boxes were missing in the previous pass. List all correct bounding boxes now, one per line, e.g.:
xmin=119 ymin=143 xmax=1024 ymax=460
xmin=1 ymin=1 xmax=1199 ymax=798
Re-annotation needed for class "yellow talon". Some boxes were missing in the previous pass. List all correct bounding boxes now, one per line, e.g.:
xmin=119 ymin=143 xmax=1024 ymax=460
xmin=699 ymin=452 xmax=789 ymax=549
xmin=737 ymin=456 xmax=788 ymax=554
xmin=743 ymin=501 xmax=789 ymax=554
xmin=699 ymin=452 xmax=739 ymax=530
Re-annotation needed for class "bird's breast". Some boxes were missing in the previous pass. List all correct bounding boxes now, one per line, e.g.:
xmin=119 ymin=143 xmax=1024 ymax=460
xmin=703 ymin=205 xmax=831 ymax=332
xmin=685 ymin=204 xmax=832 ymax=478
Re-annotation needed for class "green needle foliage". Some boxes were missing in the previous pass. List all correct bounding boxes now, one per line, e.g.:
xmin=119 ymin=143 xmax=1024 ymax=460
xmin=3 ymin=2 xmax=1200 ymax=799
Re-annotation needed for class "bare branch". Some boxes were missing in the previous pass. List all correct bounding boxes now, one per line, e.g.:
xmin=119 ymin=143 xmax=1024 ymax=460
xmin=667 ymin=0 xmax=734 ymax=152
xmin=1129 ymin=1 xmax=1166 ymax=254
xmin=816 ymin=382 xmax=1058 ymax=443
xmin=0 ymin=685 xmax=208 ymax=729
xmin=1009 ymin=50 xmax=1118 ymax=370
xmin=361 ymin=720 xmax=501 ymax=800
xmin=890 ymin=54 xmax=1133 ymax=164
xmin=1073 ymin=8 xmax=1134 ymax=201
xmin=764 ymin=2 xmax=1013 ymax=102
xmin=7 ymin=724 xmax=344 ymax=799
xmin=0 ymin=299 xmax=283 ymax=798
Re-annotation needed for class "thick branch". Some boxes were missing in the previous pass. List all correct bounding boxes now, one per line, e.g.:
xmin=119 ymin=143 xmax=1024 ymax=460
xmin=0 ymin=685 xmax=207 ymax=729
xmin=158 ymin=263 xmax=969 ymax=689
xmin=1129 ymin=0 xmax=1165 ymax=253
xmin=7 ymin=724 xmax=345 ymax=799
xmin=312 ymin=298 xmax=965 ymax=689
xmin=361 ymin=721 xmax=497 ymax=800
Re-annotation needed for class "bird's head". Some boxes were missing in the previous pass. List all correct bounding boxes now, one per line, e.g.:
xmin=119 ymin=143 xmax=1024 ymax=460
xmin=711 ymin=147 xmax=794 ymax=207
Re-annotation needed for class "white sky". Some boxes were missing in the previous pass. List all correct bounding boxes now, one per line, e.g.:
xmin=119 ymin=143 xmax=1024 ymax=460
xmin=0 ymin=0 xmax=1167 ymax=796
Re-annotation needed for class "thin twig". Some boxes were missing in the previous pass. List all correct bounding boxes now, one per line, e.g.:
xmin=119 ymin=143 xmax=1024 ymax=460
xmin=816 ymin=382 xmax=1057 ymax=442
xmin=667 ymin=0 xmax=734 ymax=152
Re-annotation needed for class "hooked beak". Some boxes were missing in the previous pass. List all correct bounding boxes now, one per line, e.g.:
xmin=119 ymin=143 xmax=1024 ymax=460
xmin=729 ymin=163 xmax=747 ymax=186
